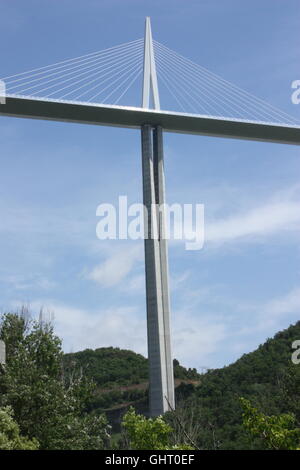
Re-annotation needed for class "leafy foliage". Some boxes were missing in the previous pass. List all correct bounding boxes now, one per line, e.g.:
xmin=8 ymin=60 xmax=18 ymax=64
xmin=64 ymin=347 xmax=148 ymax=388
xmin=64 ymin=321 xmax=300 ymax=450
xmin=122 ymin=407 xmax=193 ymax=450
xmin=64 ymin=348 xmax=199 ymax=389
xmin=1 ymin=310 xmax=299 ymax=450
xmin=166 ymin=321 xmax=300 ymax=450
xmin=240 ymin=398 xmax=300 ymax=450
xmin=0 ymin=312 xmax=110 ymax=450
xmin=0 ymin=406 xmax=38 ymax=450
xmin=64 ymin=348 xmax=199 ymax=413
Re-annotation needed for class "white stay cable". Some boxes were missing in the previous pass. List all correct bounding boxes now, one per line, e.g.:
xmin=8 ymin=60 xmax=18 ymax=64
xmin=155 ymin=44 xmax=287 ymax=123
xmin=155 ymin=42 xmax=279 ymax=122
xmin=101 ymin=63 xmax=143 ymax=104
xmin=2 ymin=38 xmax=143 ymax=82
xmin=6 ymin=41 xmax=143 ymax=94
xmin=63 ymin=52 xmax=143 ymax=100
xmin=154 ymin=40 xmax=300 ymax=125
xmin=113 ymin=67 xmax=143 ymax=105
xmin=27 ymin=49 xmax=143 ymax=98
xmin=155 ymin=48 xmax=278 ymax=121
xmin=156 ymin=53 xmax=246 ymax=118
xmin=88 ymin=59 xmax=143 ymax=103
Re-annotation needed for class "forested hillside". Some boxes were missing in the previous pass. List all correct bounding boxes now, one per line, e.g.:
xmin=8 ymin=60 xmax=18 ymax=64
xmin=63 ymin=322 xmax=300 ymax=450
xmin=168 ymin=321 xmax=300 ymax=449
xmin=1 ymin=312 xmax=299 ymax=449
xmin=63 ymin=348 xmax=200 ymax=413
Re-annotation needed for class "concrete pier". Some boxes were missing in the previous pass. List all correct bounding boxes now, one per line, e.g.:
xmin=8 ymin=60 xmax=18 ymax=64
xmin=141 ymin=124 xmax=175 ymax=416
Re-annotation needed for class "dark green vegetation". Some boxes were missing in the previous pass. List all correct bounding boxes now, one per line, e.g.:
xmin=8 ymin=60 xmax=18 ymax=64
xmin=63 ymin=349 xmax=199 ymax=413
xmin=166 ymin=321 xmax=300 ymax=449
xmin=122 ymin=407 xmax=193 ymax=450
xmin=240 ymin=398 xmax=300 ymax=450
xmin=0 ymin=310 xmax=299 ymax=450
xmin=0 ymin=313 xmax=110 ymax=450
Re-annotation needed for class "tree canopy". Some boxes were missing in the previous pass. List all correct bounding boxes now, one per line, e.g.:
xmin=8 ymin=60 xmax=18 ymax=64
xmin=0 ymin=312 xmax=110 ymax=450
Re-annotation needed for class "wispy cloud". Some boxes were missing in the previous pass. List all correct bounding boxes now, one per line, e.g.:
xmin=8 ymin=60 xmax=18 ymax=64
xmin=167 ymin=185 xmax=300 ymax=251
xmin=203 ymin=185 xmax=300 ymax=246
xmin=85 ymin=244 xmax=143 ymax=287
xmin=172 ymin=309 xmax=227 ymax=368
xmin=205 ymin=201 xmax=300 ymax=244
xmin=231 ymin=285 xmax=300 ymax=338
xmin=0 ymin=273 xmax=56 ymax=291
xmin=264 ymin=286 xmax=300 ymax=318
xmin=8 ymin=297 xmax=228 ymax=369
xmin=30 ymin=300 xmax=147 ymax=356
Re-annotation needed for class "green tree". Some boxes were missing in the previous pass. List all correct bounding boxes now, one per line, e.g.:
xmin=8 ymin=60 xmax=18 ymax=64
xmin=0 ymin=406 xmax=38 ymax=450
xmin=278 ymin=364 xmax=300 ymax=424
xmin=240 ymin=398 xmax=300 ymax=450
xmin=122 ymin=407 xmax=193 ymax=450
xmin=0 ymin=312 xmax=110 ymax=450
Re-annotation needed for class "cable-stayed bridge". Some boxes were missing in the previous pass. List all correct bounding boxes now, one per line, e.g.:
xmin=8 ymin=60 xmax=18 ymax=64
xmin=1 ymin=20 xmax=300 ymax=143
xmin=1 ymin=18 xmax=299 ymax=417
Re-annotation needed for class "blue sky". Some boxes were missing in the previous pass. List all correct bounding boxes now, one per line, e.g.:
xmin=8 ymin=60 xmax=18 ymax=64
xmin=0 ymin=0 xmax=300 ymax=369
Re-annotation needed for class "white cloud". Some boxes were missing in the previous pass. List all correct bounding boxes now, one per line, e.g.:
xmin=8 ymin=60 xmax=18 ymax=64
xmin=8 ymin=298 xmax=227 ymax=369
xmin=165 ymin=185 xmax=300 ymax=251
xmin=205 ymin=200 xmax=300 ymax=245
xmin=232 ymin=286 xmax=300 ymax=337
xmin=172 ymin=310 xmax=227 ymax=368
xmin=85 ymin=244 xmax=143 ymax=287
xmin=11 ymin=285 xmax=298 ymax=369
xmin=170 ymin=271 xmax=190 ymax=291
xmin=264 ymin=287 xmax=300 ymax=317
xmin=123 ymin=274 xmax=145 ymax=293
xmin=0 ymin=273 xmax=56 ymax=291
xmin=23 ymin=300 xmax=148 ymax=356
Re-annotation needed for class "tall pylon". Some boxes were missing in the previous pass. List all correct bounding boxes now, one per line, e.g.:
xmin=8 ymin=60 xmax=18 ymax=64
xmin=142 ymin=17 xmax=160 ymax=110
xmin=141 ymin=17 xmax=175 ymax=416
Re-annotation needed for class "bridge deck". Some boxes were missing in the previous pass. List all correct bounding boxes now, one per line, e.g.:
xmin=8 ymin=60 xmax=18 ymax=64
xmin=1 ymin=96 xmax=300 ymax=145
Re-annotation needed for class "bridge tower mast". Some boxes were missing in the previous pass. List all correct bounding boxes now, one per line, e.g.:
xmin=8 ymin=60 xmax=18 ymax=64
xmin=141 ymin=17 xmax=175 ymax=416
